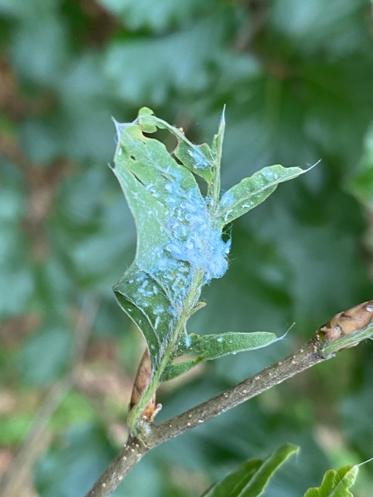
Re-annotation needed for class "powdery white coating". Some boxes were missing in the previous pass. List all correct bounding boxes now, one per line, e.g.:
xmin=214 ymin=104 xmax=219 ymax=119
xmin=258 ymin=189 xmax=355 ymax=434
xmin=261 ymin=168 xmax=278 ymax=181
xmin=162 ymin=182 xmax=230 ymax=284
xmin=144 ymin=178 xmax=231 ymax=316
xmin=187 ymin=147 xmax=209 ymax=169
xmin=220 ymin=191 xmax=234 ymax=208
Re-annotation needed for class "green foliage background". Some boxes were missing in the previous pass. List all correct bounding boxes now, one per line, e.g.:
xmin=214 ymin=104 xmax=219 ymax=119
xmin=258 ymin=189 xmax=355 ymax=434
xmin=1 ymin=1 xmax=373 ymax=496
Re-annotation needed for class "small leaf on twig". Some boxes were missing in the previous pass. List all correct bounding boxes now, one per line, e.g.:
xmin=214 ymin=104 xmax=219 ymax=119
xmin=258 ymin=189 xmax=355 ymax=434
xmin=218 ymin=164 xmax=312 ymax=226
xmin=162 ymin=331 xmax=278 ymax=381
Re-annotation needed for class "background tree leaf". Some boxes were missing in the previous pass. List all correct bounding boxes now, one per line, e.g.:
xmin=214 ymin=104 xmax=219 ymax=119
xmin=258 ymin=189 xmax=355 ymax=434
xmin=348 ymin=123 xmax=373 ymax=206
xmin=201 ymin=443 xmax=299 ymax=497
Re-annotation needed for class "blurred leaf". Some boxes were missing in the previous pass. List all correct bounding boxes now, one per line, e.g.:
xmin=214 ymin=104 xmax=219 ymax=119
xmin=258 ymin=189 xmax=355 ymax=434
xmin=18 ymin=327 xmax=73 ymax=385
xmin=0 ymin=413 xmax=34 ymax=445
xmin=303 ymin=465 xmax=358 ymax=497
xmin=201 ymin=443 xmax=299 ymax=497
xmin=348 ymin=123 xmax=373 ymax=206
xmin=51 ymin=392 xmax=96 ymax=430
xmin=0 ymin=180 xmax=33 ymax=317
xmin=0 ymin=187 xmax=25 ymax=221
xmin=0 ymin=265 xmax=34 ymax=317
xmin=98 ymin=0 xmax=216 ymax=32
xmin=341 ymin=385 xmax=373 ymax=457
xmin=0 ymin=0 xmax=58 ymax=19
xmin=34 ymin=424 xmax=114 ymax=497
xmin=10 ymin=14 xmax=68 ymax=85
xmin=104 ymin=17 xmax=231 ymax=104
xmin=19 ymin=119 xmax=61 ymax=164
xmin=270 ymin=0 xmax=368 ymax=56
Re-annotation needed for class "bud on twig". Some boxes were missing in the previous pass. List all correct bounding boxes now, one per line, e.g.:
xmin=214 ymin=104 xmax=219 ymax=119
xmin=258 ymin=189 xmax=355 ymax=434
xmin=130 ymin=350 xmax=161 ymax=422
xmin=318 ymin=300 xmax=373 ymax=357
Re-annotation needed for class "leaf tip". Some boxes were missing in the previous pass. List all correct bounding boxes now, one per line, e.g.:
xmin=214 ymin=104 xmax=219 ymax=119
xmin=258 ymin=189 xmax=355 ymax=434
xmin=111 ymin=115 xmax=128 ymax=143
xmin=220 ymin=105 xmax=226 ymax=125
xmin=278 ymin=322 xmax=296 ymax=342
xmin=305 ymin=158 xmax=322 ymax=173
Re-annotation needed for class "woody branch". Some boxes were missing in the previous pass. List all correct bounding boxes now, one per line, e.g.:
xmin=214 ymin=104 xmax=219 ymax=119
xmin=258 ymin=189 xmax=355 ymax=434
xmin=85 ymin=300 xmax=373 ymax=497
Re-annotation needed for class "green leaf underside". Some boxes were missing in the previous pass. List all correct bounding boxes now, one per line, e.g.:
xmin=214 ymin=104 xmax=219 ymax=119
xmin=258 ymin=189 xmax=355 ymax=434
xmin=202 ymin=443 xmax=299 ymax=497
xmin=218 ymin=165 xmax=309 ymax=226
xmin=178 ymin=331 xmax=278 ymax=358
xmin=303 ymin=465 xmax=359 ymax=497
xmin=161 ymin=357 xmax=203 ymax=382
xmin=161 ymin=331 xmax=278 ymax=381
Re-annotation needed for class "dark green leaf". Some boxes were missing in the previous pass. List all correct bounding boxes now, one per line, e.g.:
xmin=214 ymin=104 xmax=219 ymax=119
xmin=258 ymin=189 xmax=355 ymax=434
xmin=201 ymin=460 xmax=262 ymax=497
xmin=97 ymin=0 xmax=216 ymax=32
xmin=201 ymin=443 xmax=299 ymax=497
xmin=348 ymin=123 xmax=373 ymax=206
xmin=34 ymin=424 xmax=114 ymax=497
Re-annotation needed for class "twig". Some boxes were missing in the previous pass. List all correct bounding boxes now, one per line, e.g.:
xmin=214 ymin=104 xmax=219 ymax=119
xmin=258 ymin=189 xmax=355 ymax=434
xmin=85 ymin=300 xmax=373 ymax=497
xmin=0 ymin=299 xmax=99 ymax=497
xmin=149 ymin=340 xmax=322 ymax=445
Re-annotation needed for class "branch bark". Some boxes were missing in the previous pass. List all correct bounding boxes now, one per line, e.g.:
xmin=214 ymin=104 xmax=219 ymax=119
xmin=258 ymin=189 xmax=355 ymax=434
xmin=85 ymin=300 xmax=373 ymax=497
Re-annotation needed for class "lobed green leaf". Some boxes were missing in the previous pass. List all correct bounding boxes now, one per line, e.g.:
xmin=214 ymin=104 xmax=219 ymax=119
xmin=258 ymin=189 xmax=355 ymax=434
xmin=112 ymin=108 xmax=230 ymax=376
xmin=303 ymin=465 xmax=359 ymax=497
